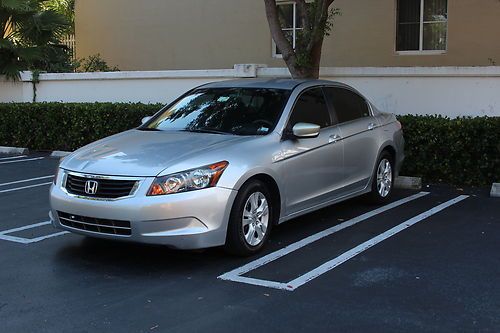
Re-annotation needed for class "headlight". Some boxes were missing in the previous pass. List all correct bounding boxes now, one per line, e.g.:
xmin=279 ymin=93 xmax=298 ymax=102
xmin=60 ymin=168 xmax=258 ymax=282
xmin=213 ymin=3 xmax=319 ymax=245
xmin=147 ymin=161 xmax=229 ymax=196
xmin=53 ymin=158 xmax=65 ymax=185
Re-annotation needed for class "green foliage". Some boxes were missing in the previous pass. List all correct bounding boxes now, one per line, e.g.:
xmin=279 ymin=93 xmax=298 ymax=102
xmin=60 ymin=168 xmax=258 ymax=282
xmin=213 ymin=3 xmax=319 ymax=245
xmin=398 ymin=115 xmax=500 ymax=186
xmin=323 ymin=7 xmax=341 ymax=37
xmin=33 ymin=43 xmax=73 ymax=72
xmin=41 ymin=0 xmax=74 ymax=34
xmin=264 ymin=0 xmax=344 ymax=77
xmin=0 ymin=104 xmax=498 ymax=185
xmin=73 ymin=54 xmax=119 ymax=73
xmin=0 ymin=0 xmax=72 ymax=79
xmin=294 ymin=3 xmax=341 ymax=69
xmin=0 ymin=103 xmax=160 ymax=151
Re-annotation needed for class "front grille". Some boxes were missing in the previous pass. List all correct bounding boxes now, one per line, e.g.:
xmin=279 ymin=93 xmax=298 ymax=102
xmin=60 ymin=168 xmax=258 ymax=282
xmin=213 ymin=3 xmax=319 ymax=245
xmin=65 ymin=174 xmax=137 ymax=199
xmin=58 ymin=211 xmax=131 ymax=236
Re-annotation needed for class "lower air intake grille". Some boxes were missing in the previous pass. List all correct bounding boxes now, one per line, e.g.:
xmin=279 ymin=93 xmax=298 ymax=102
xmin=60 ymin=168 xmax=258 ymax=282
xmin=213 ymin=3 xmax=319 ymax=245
xmin=57 ymin=211 xmax=131 ymax=236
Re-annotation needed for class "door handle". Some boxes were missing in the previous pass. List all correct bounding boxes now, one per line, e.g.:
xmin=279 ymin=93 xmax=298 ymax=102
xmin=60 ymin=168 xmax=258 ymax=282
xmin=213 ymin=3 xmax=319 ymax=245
xmin=329 ymin=134 xmax=341 ymax=143
xmin=368 ymin=123 xmax=376 ymax=130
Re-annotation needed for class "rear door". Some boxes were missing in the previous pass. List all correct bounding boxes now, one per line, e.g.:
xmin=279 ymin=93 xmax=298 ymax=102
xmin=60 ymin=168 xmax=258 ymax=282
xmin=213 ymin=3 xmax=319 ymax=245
xmin=324 ymin=87 xmax=379 ymax=192
xmin=281 ymin=87 xmax=344 ymax=216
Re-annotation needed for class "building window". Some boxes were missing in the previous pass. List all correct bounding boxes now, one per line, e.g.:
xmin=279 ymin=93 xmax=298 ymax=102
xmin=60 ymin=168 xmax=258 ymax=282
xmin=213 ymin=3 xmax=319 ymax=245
xmin=396 ymin=0 xmax=448 ymax=53
xmin=272 ymin=2 xmax=305 ymax=58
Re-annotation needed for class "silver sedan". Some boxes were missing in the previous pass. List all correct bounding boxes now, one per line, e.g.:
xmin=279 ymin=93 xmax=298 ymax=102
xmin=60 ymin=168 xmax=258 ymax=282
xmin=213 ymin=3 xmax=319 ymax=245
xmin=50 ymin=79 xmax=404 ymax=255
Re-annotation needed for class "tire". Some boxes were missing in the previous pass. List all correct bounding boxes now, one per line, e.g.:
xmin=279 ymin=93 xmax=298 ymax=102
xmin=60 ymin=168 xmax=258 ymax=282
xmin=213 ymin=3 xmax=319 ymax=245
xmin=224 ymin=180 xmax=274 ymax=256
xmin=367 ymin=151 xmax=395 ymax=204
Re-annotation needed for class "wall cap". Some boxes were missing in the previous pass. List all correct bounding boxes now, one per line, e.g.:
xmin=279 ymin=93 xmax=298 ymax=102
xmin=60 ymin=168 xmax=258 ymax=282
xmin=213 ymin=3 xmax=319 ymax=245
xmin=6 ymin=66 xmax=500 ymax=82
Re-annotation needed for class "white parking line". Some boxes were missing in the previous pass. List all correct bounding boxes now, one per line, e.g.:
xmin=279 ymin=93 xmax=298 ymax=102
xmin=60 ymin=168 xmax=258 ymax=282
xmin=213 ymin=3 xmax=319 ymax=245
xmin=286 ymin=195 xmax=469 ymax=290
xmin=219 ymin=192 xmax=429 ymax=285
xmin=219 ymin=193 xmax=468 ymax=291
xmin=0 ymin=155 xmax=28 ymax=161
xmin=0 ymin=157 xmax=44 ymax=165
xmin=0 ymin=221 xmax=69 ymax=244
xmin=0 ymin=182 xmax=53 ymax=194
xmin=0 ymin=175 xmax=54 ymax=187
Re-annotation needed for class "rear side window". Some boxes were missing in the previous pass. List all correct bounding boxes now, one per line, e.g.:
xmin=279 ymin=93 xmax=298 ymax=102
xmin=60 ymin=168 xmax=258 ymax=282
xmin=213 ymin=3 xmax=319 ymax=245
xmin=288 ymin=88 xmax=331 ymax=128
xmin=325 ymin=87 xmax=370 ymax=123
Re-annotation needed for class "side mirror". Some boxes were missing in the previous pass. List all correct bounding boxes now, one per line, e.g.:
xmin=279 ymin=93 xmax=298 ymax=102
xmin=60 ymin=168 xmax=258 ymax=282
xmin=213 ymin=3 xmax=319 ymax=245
xmin=292 ymin=122 xmax=320 ymax=138
xmin=141 ymin=116 xmax=152 ymax=125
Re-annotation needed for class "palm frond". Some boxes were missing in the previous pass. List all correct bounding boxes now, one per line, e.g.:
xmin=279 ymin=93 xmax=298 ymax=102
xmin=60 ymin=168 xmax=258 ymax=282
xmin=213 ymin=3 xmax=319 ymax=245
xmin=0 ymin=0 xmax=35 ymax=13
xmin=0 ymin=62 xmax=22 ymax=80
xmin=0 ymin=37 xmax=14 ymax=49
xmin=15 ymin=9 xmax=69 ymax=45
xmin=1 ymin=0 xmax=72 ymax=80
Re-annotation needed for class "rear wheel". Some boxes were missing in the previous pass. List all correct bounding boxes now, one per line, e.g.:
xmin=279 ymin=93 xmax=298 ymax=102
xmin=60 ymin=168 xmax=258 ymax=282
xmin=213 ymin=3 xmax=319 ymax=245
xmin=367 ymin=152 xmax=394 ymax=204
xmin=225 ymin=180 xmax=273 ymax=256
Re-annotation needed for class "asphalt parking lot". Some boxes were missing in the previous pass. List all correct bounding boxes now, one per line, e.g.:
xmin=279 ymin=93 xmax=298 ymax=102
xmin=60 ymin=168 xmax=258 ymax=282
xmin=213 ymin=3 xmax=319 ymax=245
xmin=0 ymin=153 xmax=499 ymax=333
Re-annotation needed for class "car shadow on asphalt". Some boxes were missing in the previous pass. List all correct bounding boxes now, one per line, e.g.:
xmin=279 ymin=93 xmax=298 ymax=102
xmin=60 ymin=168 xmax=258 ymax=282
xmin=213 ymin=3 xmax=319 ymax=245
xmin=51 ymin=189 xmax=424 ymax=278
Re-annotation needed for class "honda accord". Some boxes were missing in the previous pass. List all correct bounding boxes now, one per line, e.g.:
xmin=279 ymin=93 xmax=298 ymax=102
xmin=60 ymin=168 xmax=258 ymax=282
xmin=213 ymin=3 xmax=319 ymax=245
xmin=49 ymin=79 xmax=404 ymax=255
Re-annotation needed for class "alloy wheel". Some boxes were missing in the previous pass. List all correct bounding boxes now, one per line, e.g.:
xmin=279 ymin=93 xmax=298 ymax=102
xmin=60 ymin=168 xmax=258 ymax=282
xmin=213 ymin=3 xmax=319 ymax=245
xmin=242 ymin=192 xmax=269 ymax=246
xmin=376 ymin=158 xmax=392 ymax=197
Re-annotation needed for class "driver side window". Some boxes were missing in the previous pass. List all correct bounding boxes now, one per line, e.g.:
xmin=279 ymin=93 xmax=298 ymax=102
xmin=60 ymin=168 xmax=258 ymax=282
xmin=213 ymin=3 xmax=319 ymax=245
xmin=288 ymin=88 xmax=331 ymax=128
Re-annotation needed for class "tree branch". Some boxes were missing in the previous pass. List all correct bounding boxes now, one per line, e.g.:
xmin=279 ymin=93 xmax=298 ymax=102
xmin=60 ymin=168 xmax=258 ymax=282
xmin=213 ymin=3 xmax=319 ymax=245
xmin=306 ymin=0 xmax=333 ymax=53
xmin=263 ymin=0 xmax=337 ymax=78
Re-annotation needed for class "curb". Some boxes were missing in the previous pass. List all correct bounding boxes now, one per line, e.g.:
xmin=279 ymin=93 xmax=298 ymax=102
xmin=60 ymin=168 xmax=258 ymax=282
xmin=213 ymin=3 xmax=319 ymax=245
xmin=491 ymin=183 xmax=500 ymax=198
xmin=395 ymin=176 xmax=422 ymax=190
xmin=0 ymin=146 xmax=29 ymax=155
xmin=50 ymin=151 xmax=72 ymax=158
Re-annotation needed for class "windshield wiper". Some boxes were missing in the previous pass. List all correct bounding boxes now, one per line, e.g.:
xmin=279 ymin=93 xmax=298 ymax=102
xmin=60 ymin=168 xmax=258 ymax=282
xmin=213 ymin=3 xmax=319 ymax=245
xmin=138 ymin=127 xmax=161 ymax=131
xmin=181 ymin=128 xmax=229 ymax=135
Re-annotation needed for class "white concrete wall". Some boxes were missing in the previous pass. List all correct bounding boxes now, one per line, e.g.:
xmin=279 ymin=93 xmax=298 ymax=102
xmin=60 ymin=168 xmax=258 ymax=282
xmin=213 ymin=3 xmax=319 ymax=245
xmin=0 ymin=77 xmax=32 ymax=103
xmin=1 ymin=65 xmax=499 ymax=117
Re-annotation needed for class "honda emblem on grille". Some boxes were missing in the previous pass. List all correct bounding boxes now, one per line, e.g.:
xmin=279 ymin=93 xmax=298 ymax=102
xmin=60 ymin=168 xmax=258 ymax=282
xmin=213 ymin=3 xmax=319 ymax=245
xmin=84 ymin=180 xmax=99 ymax=195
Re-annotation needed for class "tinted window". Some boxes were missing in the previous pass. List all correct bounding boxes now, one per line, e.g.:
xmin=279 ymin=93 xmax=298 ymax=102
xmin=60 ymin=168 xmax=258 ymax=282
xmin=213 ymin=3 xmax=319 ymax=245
xmin=325 ymin=88 xmax=370 ymax=123
xmin=143 ymin=88 xmax=290 ymax=135
xmin=288 ymin=88 xmax=331 ymax=128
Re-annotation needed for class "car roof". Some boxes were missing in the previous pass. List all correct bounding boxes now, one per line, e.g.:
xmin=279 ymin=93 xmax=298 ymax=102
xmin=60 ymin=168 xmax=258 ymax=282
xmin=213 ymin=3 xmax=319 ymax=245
xmin=200 ymin=78 xmax=350 ymax=90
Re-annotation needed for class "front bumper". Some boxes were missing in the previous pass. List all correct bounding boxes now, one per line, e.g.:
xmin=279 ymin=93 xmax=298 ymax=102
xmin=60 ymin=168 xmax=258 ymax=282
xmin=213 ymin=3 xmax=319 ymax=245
xmin=49 ymin=175 xmax=238 ymax=249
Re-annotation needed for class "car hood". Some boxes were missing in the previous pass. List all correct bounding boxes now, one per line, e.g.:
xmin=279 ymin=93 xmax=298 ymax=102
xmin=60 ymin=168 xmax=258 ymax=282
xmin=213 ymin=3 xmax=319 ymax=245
xmin=61 ymin=129 xmax=250 ymax=176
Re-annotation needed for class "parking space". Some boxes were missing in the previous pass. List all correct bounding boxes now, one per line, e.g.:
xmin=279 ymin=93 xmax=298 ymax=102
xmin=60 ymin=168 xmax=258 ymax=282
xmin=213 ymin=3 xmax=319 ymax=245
xmin=0 ymin=153 xmax=499 ymax=332
xmin=0 ymin=153 xmax=64 ymax=242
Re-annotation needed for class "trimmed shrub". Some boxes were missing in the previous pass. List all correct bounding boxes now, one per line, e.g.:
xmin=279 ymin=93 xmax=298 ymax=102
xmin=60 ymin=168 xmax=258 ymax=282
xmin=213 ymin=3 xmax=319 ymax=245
xmin=398 ymin=115 xmax=499 ymax=185
xmin=0 ymin=103 xmax=160 ymax=151
xmin=0 ymin=103 xmax=498 ymax=185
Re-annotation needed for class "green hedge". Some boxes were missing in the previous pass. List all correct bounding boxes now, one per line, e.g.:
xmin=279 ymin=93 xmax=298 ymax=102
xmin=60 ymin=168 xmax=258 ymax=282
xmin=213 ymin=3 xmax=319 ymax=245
xmin=398 ymin=115 xmax=499 ymax=185
xmin=0 ymin=103 xmax=498 ymax=185
xmin=0 ymin=103 xmax=161 ymax=151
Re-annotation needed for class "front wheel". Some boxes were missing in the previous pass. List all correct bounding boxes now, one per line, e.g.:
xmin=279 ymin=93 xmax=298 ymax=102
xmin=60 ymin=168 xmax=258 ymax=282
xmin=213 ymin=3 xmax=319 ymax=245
xmin=224 ymin=180 xmax=273 ymax=256
xmin=367 ymin=152 xmax=394 ymax=204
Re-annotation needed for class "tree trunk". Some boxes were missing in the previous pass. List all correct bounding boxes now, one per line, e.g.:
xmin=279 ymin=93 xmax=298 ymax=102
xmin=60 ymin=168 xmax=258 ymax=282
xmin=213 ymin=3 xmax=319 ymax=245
xmin=264 ymin=0 xmax=335 ymax=80
xmin=308 ymin=38 xmax=324 ymax=79
xmin=291 ymin=66 xmax=317 ymax=79
xmin=263 ymin=0 xmax=298 ymax=71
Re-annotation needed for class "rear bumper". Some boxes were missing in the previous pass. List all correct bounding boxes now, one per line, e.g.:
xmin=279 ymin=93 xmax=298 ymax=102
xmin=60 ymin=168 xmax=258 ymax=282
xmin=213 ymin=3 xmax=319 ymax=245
xmin=49 ymin=177 xmax=238 ymax=249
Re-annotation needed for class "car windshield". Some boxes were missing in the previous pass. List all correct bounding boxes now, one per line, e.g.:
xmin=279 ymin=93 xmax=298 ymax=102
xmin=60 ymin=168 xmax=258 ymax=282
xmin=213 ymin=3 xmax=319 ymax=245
xmin=142 ymin=87 xmax=290 ymax=135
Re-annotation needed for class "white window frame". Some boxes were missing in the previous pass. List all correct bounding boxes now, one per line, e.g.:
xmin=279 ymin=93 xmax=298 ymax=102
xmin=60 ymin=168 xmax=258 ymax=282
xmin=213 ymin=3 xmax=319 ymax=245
xmin=272 ymin=1 xmax=303 ymax=58
xmin=395 ymin=0 xmax=448 ymax=55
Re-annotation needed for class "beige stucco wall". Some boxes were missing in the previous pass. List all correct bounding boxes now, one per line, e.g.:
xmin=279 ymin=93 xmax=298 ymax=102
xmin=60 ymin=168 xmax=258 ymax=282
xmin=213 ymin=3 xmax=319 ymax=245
xmin=75 ymin=0 xmax=500 ymax=70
